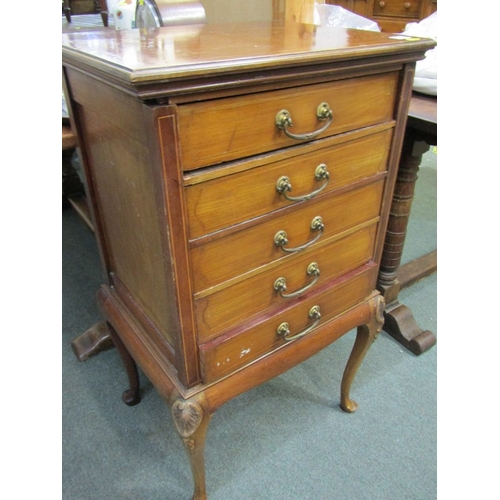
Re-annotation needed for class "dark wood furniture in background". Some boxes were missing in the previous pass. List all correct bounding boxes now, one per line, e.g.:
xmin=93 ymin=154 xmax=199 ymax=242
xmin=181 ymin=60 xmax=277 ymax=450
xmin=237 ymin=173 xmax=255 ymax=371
xmin=63 ymin=23 xmax=434 ymax=499
xmin=63 ymin=0 xmax=109 ymax=27
xmin=63 ymin=113 xmax=117 ymax=363
xmin=325 ymin=0 xmax=437 ymax=32
xmin=62 ymin=120 xmax=81 ymax=207
xmin=377 ymin=91 xmax=437 ymax=354
xmin=63 ymin=118 xmax=116 ymax=361
xmin=62 ymin=119 xmax=94 ymax=231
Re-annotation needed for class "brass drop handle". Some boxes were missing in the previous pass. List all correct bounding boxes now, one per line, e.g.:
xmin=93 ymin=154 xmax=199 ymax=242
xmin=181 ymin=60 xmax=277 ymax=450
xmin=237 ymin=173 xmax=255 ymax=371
xmin=274 ymin=262 xmax=320 ymax=298
xmin=276 ymin=164 xmax=330 ymax=202
xmin=404 ymin=2 xmax=411 ymax=8
xmin=275 ymin=102 xmax=333 ymax=141
xmin=274 ymin=216 xmax=324 ymax=253
xmin=277 ymin=305 xmax=322 ymax=342
xmin=379 ymin=1 xmax=385 ymax=7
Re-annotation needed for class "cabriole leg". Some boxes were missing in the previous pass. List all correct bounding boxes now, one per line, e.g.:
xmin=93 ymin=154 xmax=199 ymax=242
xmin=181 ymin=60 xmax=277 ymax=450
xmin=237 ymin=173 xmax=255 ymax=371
xmin=106 ymin=322 xmax=141 ymax=406
xmin=340 ymin=295 xmax=385 ymax=413
xmin=170 ymin=393 xmax=212 ymax=500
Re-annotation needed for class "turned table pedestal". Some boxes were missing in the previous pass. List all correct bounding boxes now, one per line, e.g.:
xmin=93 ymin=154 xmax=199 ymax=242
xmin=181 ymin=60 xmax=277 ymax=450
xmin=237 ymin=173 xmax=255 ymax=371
xmin=377 ymin=92 xmax=437 ymax=355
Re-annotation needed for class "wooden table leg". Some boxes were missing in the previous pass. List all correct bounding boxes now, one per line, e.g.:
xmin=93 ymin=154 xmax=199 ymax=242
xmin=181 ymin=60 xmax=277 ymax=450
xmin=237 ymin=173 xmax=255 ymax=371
xmin=377 ymin=132 xmax=437 ymax=355
xmin=63 ymin=0 xmax=72 ymax=22
xmin=106 ymin=322 xmax=141 ymax=406
xmin=99 ymin=0 xmax=109 ymax=27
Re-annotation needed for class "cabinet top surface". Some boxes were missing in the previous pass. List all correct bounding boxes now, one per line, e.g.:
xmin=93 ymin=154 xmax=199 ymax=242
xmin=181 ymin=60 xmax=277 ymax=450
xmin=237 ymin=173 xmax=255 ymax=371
xmin=62 ymin=21 xmax=434 ymax=85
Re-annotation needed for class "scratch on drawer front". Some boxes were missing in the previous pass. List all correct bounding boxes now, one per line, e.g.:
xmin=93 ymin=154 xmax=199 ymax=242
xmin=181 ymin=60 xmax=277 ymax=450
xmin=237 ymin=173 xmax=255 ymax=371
xmin=227 ymin=126 xmax=237 ymax=151
xmin=240 ymin=348 xmax=251 ymax=358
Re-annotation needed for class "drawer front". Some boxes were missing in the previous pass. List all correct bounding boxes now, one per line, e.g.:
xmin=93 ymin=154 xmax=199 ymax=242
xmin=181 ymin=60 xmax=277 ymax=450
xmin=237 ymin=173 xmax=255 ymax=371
xmin=199 ymin=263 xmax=377 ymax=383
xmin=190 ymin=180 xmax=384 ymax=294
xmin=186 ymin=128 xmax=393 ymax=239
xmin=373 ymin=0 xmax=422 ymax=18
xmin=190 ymin=179 xmax=384 ymax=294
xmin=196 ymin=224 xmax=377 ymax=342
xmin=177 ymin=72 xmax=398 ymax=170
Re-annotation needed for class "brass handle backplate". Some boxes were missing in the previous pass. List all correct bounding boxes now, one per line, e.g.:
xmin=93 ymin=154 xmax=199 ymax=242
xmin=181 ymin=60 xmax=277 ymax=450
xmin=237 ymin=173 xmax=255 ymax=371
xmin=274 ymin=262 xmax=320 ymax=298
xmin=277 ymin=305 xmax=322 ymax=342
xmin=275 ymin=102 xmax=333 ymax=141
xmin=276 ymin=164 xmax=330 ymax=202
xmin=274 ymin=216 xmax=324 ymax=253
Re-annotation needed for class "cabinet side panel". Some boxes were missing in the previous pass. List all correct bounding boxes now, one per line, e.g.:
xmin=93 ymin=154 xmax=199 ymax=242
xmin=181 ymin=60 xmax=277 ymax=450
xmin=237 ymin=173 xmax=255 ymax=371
xmin=66 ymin=70 xmax=177 ymax=351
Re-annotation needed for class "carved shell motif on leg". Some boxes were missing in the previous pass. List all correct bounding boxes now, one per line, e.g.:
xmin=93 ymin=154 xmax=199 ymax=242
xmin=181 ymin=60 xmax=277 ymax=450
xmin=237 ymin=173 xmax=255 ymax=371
xmin=171 ymin=400 xmax=204 ymax=438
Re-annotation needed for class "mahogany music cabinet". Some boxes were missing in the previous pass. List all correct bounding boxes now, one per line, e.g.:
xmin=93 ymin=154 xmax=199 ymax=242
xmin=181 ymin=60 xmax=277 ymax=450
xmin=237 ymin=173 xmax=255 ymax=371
xmin=62 ymin=22 xmax=434 ymax=499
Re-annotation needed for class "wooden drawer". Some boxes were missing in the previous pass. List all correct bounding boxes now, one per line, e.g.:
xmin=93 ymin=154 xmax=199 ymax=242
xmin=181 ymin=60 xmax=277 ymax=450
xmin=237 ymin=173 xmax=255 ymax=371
xmin=185 ymin=127 xmax=393 ymax=239
xmin=190 ymin=180 xmax=384 ymax=294
xmin=199 ymin=263 xmax=377 ymax=383
xmin=196 ymin=223 xmax=377 ymax=342
xmin=373 ymin=0 xmax=422 ymax=18
xmin=177 ymin=72 xmax=398 ymax=170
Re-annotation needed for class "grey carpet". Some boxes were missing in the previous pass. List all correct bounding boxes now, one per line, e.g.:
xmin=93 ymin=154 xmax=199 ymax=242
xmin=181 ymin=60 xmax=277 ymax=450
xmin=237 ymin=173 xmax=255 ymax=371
xmin=62 ymin=152 xmax=437 ymax=499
